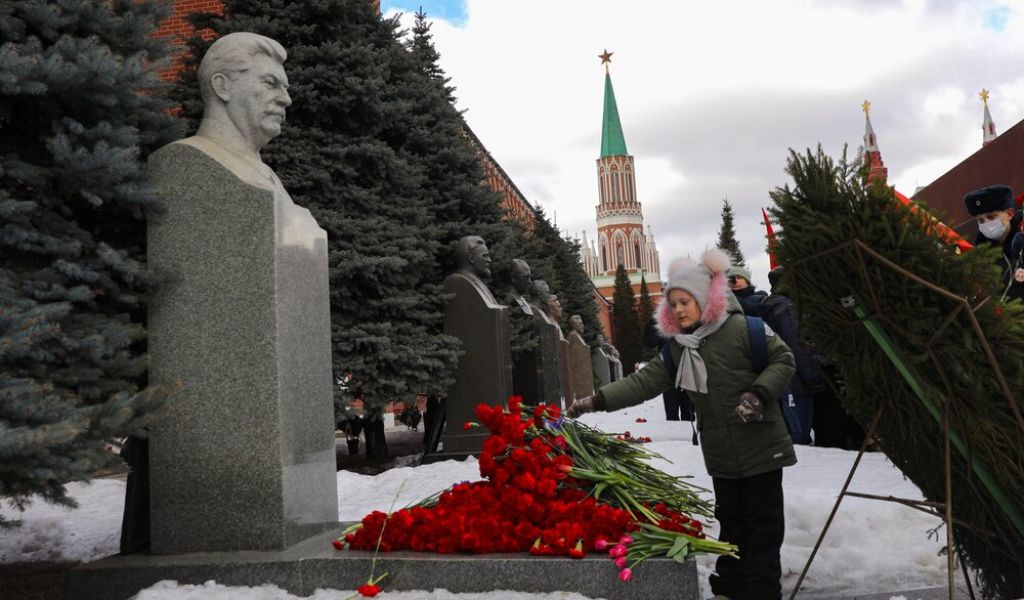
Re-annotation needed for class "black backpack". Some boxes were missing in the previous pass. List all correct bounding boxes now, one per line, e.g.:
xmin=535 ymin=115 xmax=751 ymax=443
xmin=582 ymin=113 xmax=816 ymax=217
xmin=661 ymin=315 xmax=801 ymax=439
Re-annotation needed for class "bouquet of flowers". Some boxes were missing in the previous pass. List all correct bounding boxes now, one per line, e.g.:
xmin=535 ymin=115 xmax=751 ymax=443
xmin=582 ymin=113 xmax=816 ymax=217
xmin=336 ymin=397 xmax=735 ymax=585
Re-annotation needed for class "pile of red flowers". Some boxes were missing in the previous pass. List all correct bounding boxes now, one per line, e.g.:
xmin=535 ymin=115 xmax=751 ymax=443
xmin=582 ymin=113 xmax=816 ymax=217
xmin=338 ymin=397 xmax=735 ymax=581
xmin=342 ymin=399 xmax=635 ymax=557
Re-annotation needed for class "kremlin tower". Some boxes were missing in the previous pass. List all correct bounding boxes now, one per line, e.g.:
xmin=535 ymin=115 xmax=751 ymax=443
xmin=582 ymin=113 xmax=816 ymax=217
xmin=862 ymin=100 xmax=888 ymax=185
xmin=582 ymin=50 xmax=662 ymax=305
xmin=980 ymin=89 xmax=997 ymax=146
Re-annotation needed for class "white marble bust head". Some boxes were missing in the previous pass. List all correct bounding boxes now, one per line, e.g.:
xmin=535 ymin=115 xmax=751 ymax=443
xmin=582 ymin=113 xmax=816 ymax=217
xmin=196 ymin=33 xmax=291 ymax=155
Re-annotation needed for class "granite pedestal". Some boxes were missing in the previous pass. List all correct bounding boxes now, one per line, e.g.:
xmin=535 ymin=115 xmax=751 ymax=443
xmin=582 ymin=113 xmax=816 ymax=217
xmin=609 ymin=355 xmax=623 ymax=382
xmin=568 ymin=332 xmax=595 ymax=399
xmin=559 ymin=336 xmax=574 ymax=407
xmin=593 ymin=349 xmax=612 ymax=387
xmin=439 ymin=271 xmax=513 ymax=453
xmin=65 ymin=528 xmax=700 ymax=600
xmin=146 ymin=143 xmax=339 ymax=554
xmin=533 ymin=311 xmax=564 ymax=406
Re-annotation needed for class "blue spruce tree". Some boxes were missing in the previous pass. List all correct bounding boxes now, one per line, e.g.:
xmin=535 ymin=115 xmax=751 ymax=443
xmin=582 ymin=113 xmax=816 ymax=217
xmin=0 ymin=0 xmax=183 ymax=524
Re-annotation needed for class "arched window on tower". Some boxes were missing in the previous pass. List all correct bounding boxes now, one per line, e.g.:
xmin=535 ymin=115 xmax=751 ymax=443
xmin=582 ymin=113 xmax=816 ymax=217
xmin=600 ymin=241 xmax=608 ymax=272
xmin=635 ymin=241 xmax=642 ymax=269
xmin=611 ymin=175 xmax=620 ymax=203
xmin=616 ymin=242 xmax=625 ymax=268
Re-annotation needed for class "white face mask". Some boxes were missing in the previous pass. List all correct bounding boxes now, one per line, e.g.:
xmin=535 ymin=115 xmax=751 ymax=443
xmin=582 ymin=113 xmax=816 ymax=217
xmin=979 ymin=218 xmax=1009 ymax=240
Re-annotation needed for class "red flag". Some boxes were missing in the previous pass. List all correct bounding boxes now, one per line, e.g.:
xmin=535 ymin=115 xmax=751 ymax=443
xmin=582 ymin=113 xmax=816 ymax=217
xmin=892 ymin=190 xmax=973 ymax=252
xmin=762 ymin=208 xmax=779 ymax=270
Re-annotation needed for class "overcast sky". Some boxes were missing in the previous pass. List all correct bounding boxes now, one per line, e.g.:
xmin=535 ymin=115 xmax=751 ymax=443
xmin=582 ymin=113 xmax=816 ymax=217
xmin=382 ymin=0 xmax=1023 ymax=289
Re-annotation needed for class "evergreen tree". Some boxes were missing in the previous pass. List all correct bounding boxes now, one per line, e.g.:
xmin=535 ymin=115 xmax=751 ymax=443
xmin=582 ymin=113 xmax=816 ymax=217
xmin=610 ymin=264 xmax=642 ymax=375
xmin=489 ymin=209 xmax=602 ymax=347
xmin=717 ymin=198 xmax=745 ymax=266
xmin=637 ymin=274 xmax=656 ymax=360
xmin=174 ymin=2 xmax=511 ymax=457
xmin=772 ymin=145 xmax=1024 ymax=598
xmin=404 ymin=10 xmax=510 ymax=267
xmin=0 ymin=0 xmax=182 ymax=523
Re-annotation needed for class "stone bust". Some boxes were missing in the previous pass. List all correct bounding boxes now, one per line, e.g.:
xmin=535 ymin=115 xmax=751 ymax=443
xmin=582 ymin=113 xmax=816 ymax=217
xmin=569 ymin=315 xmax=584 ymax=335
xmin=450 ymin=235 xmax=497 ymax=304
xmin=509 ymin=258 xmax=534 ymax=315
xmin=454 ymin=235 xmax=492 ymax=280
xmin=547 ymin=294 xmax=563 ymax=321
xmin=511 ymin=259 xmax=532 ymax=296
xmin=530 ymin=279 xmax=552 ymax=312
xmin=177 ymin=32 xmax=292 ymax=193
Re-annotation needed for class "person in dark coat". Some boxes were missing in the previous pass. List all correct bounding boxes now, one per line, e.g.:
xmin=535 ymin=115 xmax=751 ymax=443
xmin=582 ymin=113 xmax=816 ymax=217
xmin=761 ymin=267 xmax=825 ymax=444
xmin=727 ymin=265 xmax=768 ymax=316
xmin=964 ymin=184 xmax=1024 ymax=302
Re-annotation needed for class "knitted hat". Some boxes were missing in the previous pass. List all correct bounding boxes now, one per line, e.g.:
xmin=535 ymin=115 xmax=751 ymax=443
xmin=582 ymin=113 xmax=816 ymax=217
xmin=656 ymin=248 xmax=732 ymax=336
xmin=726 ymin=265 xmax=752 ymax=283
xmin=964 ymin=185 xmax=1013 ymax=216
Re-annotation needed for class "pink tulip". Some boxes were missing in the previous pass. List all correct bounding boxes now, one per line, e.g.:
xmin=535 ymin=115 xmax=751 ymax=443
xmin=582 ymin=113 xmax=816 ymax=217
xmin=614 ymin=556 xmax=627 ymax=569
xmin=619 ymin=567 xmax=633 ymax=582
xmin=593 ymin=538 xmax=609 ymax=550
xmin=608 ymin=544 xmax=627 ymax=558
xmin=618 ymin=535 xmax=634 ymax=545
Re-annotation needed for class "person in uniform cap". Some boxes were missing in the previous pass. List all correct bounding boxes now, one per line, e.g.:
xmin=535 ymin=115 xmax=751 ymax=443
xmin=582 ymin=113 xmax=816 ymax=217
xmin=964 ymin=184 xmax=1024 ymax=301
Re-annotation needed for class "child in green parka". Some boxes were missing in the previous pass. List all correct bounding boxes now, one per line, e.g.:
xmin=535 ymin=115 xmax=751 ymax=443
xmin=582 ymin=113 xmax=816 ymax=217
xmin=567 ymin=248 xmax=796 ymax=600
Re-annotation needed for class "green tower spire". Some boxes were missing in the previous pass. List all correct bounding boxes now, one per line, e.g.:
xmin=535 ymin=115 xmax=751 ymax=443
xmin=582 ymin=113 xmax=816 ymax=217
xmin=600 ymin=68 xmax=629 ymax=157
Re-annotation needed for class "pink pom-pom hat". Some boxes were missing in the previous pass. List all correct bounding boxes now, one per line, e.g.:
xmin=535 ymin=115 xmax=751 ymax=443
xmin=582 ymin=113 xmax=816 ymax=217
xmin=655 ymin=248 xmax=732 ymax=337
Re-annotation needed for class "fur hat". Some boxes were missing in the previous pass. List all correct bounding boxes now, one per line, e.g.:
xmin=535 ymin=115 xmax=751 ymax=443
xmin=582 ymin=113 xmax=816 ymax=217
xmin=655 ymin=248 xmax=732 ymax=336
xmin=964 ymin=185 xmax=1013 ymax=216
xmin=726 ymin=265 xmax=752 ymax=283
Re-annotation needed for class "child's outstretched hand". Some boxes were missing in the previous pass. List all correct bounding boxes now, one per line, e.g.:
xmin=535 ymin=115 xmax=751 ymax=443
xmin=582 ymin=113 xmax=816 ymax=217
xmin=566 ymin=395 xmax=597 ymax=418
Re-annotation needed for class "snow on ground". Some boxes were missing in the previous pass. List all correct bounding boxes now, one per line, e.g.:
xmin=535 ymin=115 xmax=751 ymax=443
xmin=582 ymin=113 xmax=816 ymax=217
xmin=1 ymin=397 xmax=953 ymax=599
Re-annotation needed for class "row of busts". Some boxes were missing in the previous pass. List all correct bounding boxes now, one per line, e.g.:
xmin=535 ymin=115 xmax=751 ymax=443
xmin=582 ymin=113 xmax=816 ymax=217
xmin=437 ymin=236 xmax=623 ymax=454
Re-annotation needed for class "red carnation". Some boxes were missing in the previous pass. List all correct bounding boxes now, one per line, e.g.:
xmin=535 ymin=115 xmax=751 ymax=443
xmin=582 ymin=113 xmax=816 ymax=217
xmin=357 ymin=583 xmax=381 ymax=597
xmin=331 ymin=539 xmax=344 ymax=551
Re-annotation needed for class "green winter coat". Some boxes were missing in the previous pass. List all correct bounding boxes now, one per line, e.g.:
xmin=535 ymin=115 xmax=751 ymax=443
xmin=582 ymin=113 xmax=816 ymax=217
xmin=599 ymin=299 xmax=797 ymax=479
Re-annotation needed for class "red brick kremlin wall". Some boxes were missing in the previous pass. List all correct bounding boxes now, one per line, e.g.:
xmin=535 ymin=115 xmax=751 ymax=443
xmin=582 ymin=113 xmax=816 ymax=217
xmin=153 ymin=0 xmax=223 ymax=82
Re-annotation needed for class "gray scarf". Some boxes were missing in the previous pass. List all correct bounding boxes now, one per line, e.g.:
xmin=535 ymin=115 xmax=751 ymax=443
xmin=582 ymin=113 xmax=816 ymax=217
xmin=672 ymin=315 xmax=730 ymax=393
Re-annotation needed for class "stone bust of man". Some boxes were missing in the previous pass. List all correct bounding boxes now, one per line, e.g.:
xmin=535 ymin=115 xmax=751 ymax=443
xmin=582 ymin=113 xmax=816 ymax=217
xmin=509 ymin=258 xmax=534 ymax=315
xmin=569 ymin=315 xmax=584 ymax=335
xmin=451 ymin=235 xmax=497 ymax=304
xmin=547 ymin=294 xmax=563 ymax=321
xmin=530 ymin=279 xmax=552 ymax=313
xmin=177 ymin=32 xmax=292 ymax=193
xmin=454 ymin=235 xmax=492 ymax=279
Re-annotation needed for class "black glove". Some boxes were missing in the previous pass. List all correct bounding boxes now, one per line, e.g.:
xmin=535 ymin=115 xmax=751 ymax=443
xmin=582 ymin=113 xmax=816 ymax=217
xmin=735 ymin=390 xmax=765 ymax=423
xmin=566 ymin=395 xmax=597 ymax=418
